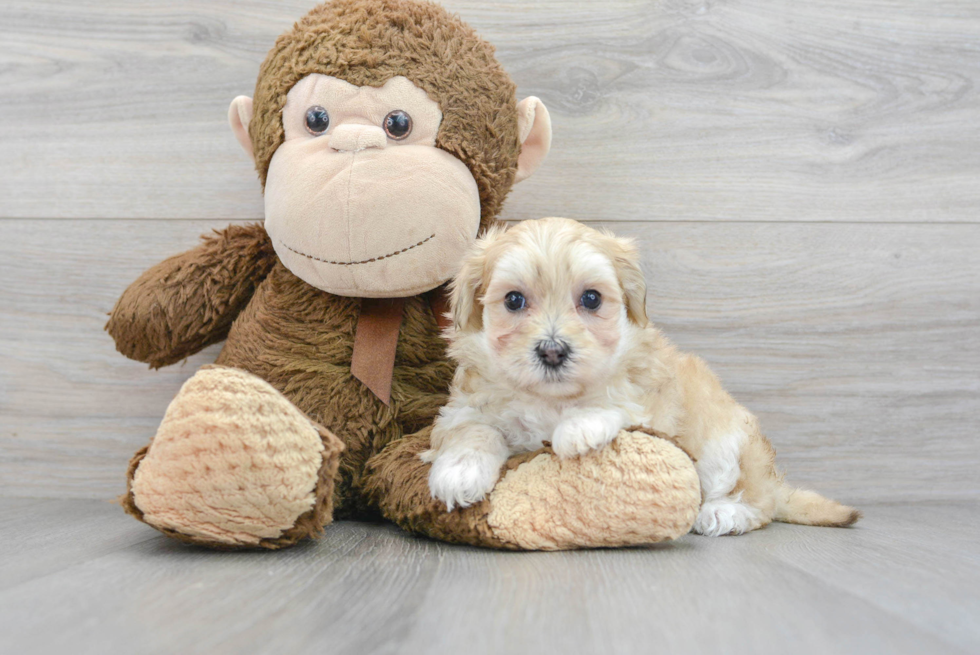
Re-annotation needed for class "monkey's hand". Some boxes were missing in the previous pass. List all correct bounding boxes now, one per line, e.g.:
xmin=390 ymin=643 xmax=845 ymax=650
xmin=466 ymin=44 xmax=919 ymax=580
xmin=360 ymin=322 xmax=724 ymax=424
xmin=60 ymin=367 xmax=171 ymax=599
xmin=106 ymin=223 xmax=277 ymax=368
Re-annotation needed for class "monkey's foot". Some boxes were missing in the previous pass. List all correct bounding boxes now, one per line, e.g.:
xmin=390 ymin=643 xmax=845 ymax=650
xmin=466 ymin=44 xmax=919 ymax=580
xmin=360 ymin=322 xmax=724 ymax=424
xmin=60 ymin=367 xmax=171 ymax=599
xmin=367 ymin=428 xmax=700 ymax=550
xmin=485 ymin=429 xmax=701 ymax=549
xmin=123 ymin=365 xmax=343 ymax=549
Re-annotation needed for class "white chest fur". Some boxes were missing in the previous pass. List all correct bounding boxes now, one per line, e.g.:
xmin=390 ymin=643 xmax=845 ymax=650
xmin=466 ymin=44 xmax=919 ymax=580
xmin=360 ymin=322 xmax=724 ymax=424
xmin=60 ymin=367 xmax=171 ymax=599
xmin=487 ymin=392 xmax=648 ymax=455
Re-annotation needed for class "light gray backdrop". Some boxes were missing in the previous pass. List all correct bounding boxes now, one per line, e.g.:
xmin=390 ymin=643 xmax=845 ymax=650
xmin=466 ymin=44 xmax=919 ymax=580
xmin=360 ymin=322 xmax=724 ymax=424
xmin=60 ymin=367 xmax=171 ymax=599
xmin=1 ymin=0 xmax=978 ymax=503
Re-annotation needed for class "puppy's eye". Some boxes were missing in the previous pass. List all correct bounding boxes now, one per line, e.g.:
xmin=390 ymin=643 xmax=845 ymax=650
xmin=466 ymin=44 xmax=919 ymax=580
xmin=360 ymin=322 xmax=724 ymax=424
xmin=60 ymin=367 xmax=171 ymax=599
xmin=581 ymin=289 xmax=602 ymax=311
xmin=305 ymin=106 xmax=330 ymax=135
xmin=383 ymin=110 xmax=413 ymax=140
xmin=504 ymin=291 xmax=526 ymax=312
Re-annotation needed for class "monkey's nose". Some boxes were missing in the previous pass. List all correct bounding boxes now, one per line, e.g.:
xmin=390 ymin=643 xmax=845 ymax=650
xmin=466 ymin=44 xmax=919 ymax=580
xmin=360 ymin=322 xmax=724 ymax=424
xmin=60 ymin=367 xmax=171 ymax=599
xmin=328 ymin=124 xmax=387 ymax=152
xmin=535 ymin=339 xmax=570 ymax=369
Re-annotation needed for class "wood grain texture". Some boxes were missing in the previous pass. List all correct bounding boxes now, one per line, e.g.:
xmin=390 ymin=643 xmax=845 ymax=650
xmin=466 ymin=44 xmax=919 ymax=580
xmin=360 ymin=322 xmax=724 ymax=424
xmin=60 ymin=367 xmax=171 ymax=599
xmin=1 ymin=0 xmax=979 ymax=221
xmin=0 ymin=499 xmax=976 ymax=654
xmin=1 ymin=219 xmax=977 ymax=501
xmin=0 ymin=498 xmax=158 ymax=591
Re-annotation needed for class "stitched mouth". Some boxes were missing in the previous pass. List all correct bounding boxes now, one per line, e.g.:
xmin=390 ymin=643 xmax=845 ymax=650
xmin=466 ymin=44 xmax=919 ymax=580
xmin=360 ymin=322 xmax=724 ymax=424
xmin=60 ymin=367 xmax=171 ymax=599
xmin=278 ymin=233 xmax=436 ymax=266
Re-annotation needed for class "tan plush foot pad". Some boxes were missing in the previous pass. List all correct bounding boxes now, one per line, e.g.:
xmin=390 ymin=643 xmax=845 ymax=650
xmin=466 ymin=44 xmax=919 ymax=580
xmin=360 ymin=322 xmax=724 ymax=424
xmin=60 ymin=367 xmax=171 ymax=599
xmin=128 ymin=366 xmax=340 ymax=548
xmin=487 ymin=430 xmax=701 ymax=550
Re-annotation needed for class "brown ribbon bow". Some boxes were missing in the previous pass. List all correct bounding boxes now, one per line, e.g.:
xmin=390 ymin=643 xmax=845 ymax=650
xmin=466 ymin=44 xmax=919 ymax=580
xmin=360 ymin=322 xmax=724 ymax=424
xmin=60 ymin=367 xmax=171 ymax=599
xmin=350 ymin=287 xmax=452 ymax=405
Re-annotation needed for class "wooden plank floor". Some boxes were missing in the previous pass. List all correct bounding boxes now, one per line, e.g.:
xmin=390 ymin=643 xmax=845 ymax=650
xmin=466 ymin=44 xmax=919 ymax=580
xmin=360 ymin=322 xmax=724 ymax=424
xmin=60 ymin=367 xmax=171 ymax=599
xmin=0 ymin=498 xmax=977 ymax=655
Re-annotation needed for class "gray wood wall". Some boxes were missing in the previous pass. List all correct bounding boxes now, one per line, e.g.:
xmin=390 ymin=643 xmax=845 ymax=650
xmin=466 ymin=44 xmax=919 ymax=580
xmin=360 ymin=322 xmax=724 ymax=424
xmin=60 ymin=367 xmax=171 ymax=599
xmin=1 ymin=0 xmax=977 ymax=502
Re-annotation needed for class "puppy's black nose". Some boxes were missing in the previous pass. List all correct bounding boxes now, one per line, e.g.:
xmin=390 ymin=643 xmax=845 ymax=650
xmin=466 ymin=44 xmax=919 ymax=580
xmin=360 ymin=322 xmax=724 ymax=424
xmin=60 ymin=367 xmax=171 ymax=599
xmin=535 ymin=340 xmax=569 ymax=368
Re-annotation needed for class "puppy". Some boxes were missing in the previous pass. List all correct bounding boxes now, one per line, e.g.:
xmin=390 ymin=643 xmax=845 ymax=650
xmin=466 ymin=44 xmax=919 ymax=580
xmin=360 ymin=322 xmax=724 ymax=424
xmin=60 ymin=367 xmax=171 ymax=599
xmin=423 ymin=217 xmax=860 ymax=535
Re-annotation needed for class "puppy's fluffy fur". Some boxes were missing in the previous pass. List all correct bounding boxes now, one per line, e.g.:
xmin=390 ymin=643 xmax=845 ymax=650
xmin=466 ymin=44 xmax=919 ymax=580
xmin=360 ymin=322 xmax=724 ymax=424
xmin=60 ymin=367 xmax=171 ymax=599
xmin=423 ymin=217 xmax=860 ymax=535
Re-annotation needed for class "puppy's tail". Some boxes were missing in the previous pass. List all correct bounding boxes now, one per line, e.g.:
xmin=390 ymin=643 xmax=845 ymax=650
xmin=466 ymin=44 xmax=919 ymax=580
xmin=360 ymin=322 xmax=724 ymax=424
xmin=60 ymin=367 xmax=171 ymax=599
xmin=773 ymin=484 xmax=861 ymax=527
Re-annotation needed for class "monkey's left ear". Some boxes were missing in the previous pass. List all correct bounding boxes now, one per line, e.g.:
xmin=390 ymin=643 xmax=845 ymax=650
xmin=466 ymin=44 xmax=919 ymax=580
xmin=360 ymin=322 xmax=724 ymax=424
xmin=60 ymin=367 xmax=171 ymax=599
xmin=514 ymin=97 xmax=552 ymax=184
xmin=228 ymin=96 xmax=255 ymax=162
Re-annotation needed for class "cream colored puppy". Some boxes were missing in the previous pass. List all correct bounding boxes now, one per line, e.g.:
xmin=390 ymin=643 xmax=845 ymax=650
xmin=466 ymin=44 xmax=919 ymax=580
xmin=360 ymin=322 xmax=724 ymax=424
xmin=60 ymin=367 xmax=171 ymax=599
xmin=423 ymin=217 xmax=860 ymax=536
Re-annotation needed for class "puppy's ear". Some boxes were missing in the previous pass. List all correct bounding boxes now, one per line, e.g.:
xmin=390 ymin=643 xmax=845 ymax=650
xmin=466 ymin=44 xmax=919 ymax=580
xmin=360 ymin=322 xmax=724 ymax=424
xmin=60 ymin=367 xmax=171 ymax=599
xmin=450 ymin=224 xmax=506 ymax=332
xmin=608 ymin=236 xmax=649 ymax=326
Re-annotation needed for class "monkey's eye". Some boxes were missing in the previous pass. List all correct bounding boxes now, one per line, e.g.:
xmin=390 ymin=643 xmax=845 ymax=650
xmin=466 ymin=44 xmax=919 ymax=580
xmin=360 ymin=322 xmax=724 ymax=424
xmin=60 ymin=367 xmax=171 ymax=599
xmin=383 ymin=110 xmax=413 ymax=140
xmin=504 ymin=291 xmax=526 ymax=312
xmin=581 ymin=290 xmax=602 ymax=311
xmin=305 ymin=106 xmax=330 ymax=135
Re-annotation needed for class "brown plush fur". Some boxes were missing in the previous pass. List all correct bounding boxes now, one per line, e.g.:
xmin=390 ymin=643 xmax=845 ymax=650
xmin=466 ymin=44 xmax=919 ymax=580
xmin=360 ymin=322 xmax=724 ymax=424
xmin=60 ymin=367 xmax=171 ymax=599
xmin=108 ymin=223 xmax=278 ymax=369
xmin=213 ymin=259 xmax=453 ymax=519
xmin=108 ymin=221 xmax=457 ymax=542
xmin=249 ymin=0 xmax=521 ymax=228
xmin=108 ymin=0 xmax=525 ymax=548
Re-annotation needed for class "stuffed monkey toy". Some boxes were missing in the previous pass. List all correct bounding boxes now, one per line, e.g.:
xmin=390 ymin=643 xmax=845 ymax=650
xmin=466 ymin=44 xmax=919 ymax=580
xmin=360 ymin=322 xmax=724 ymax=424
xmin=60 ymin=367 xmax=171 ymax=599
xmin=107 ymin=0 xmax=701 ymax=550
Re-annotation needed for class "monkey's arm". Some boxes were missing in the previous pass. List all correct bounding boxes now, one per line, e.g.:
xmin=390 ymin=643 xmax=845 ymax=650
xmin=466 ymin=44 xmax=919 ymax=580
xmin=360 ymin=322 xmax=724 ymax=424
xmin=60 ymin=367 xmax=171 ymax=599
xmin=106 ymin=223 xmax=277 ymax=368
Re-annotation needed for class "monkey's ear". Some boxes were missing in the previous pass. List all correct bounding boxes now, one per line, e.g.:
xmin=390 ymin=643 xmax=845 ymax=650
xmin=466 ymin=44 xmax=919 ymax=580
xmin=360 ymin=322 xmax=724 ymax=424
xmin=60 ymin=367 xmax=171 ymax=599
xmin=228 ymin=96 xmax=255 ymax=162
xmin=514 ymin=97 xmax=552 ymax=184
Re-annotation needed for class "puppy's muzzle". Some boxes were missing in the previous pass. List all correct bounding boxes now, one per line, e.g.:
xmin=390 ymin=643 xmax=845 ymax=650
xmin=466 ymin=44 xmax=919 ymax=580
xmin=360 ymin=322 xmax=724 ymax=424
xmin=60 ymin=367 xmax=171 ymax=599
xmin=535 ymin=339 xmax=570 ymax=369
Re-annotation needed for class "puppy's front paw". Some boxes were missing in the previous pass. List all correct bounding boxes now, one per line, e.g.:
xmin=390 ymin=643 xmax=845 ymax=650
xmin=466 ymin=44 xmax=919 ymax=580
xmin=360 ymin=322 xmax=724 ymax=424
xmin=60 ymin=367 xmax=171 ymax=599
xmin=428 ymin=450 xmax=502 ymax=511
xmin=551 ymin=413 xmax=623 ymax=459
